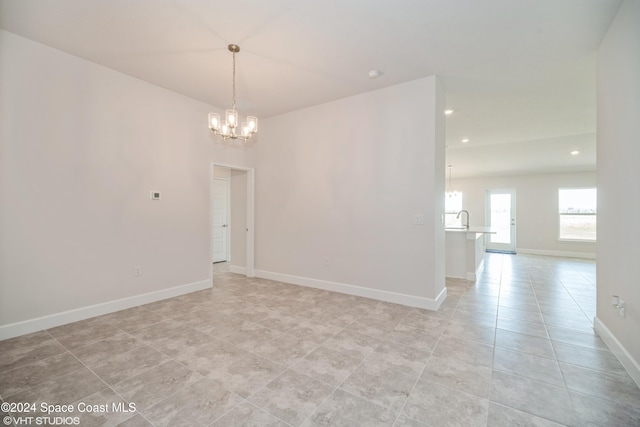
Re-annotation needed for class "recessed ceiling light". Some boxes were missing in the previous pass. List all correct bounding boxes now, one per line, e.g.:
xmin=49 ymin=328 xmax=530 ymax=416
xmin=461 ymin=138 xmax=470 ymax=143
xmin=444 ymin=109 xmax=455 ymax=115
xmin=571 ymin=150 xmax=580 ymax=156
xmin=368 ymin=70 xmax=382 ymax=79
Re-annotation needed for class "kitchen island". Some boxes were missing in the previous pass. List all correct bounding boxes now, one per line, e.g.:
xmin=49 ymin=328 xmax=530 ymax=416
xmin=445 ymin=227 xmax=496 ymax=281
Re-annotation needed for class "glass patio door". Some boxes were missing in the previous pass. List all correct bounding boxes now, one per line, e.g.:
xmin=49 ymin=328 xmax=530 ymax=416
xmin=486 ymin=189 xmax=516 ymax=253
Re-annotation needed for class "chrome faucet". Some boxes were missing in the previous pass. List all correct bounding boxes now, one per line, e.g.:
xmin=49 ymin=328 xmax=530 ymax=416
xmin=456 ymin=210 xmax=470 ymax=229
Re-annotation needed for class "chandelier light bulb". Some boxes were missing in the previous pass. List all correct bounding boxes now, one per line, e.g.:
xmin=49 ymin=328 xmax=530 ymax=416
xmin=208 ymin=113 xmax=220 ymax=130
xmin=225 ymin=109 xmax=237 ymax=128
xmin=247 ymin=116 xmax=258 ymax=132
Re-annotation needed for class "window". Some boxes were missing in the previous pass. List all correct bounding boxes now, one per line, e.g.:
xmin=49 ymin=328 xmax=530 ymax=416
xmin=445 ymin=191 xmax=462 ymax=227
xmin=558 ymin=188 xmax=596 ymax=241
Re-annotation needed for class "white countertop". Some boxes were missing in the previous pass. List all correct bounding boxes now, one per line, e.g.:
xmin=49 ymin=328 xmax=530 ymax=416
xmin=445 ymin=226 xmax=496 ymax=234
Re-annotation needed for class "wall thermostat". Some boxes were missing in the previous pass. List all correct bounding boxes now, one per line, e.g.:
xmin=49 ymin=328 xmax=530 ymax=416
xmin=150 ymin=191 xmax=161 ymax=200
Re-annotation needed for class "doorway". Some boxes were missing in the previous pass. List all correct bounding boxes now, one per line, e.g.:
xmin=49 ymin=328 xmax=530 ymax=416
xmin=211 ymin=163 xmax=255 ymax=277
xmin=212 ymin=178 xmax=229 ymax=263
xmin=486 ymin=188 xmax=516 ymax=253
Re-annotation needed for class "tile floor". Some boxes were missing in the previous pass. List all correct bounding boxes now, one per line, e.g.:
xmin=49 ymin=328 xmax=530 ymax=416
xmin=1 ymin=254 xmax=639 ymax=426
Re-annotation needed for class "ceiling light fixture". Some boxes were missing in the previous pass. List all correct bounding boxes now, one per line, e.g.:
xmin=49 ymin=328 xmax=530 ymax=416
xmin=208 ymin=44 xmax=258 ymax=142
xmin=571 ymin=150 xmax=580 ymax=156
xmin=461 ymin=138 xmax=470 ymax=143
xmin=444 ymin=109 xmax=455 ymax=115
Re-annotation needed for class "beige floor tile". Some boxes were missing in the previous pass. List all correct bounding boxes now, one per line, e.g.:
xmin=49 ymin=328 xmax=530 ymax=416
xmin=291 ymin=345 xmax=362 ymax=386
xmin=322 ymin=329 xmax=381 ymax=359
xmin=432 ymin=336 xmax=494 ymax=368
xmin=368 ymin=341 xmax=430 ymax=377
xmin=112 ymin=360 xmax=201 ymax=413
xmin=496 ymin=316 xmax=549 ymax=339
xmin=402 ymin=380 xmax=489 ymax=427
xmin=340 ymin=360 xmax=417 ymax=412
xmin=83 ymin=344 xmax=169 ymax=386
xmin=494 ymin=328 xmax=554 ymax=359
xmin=248 ymin=370 xmax=333 ymax=426
xmin=205 ymin=353 xmax=286 ymax=398
xmin=303 ymin=389 xmax=396 ymax=427
xmin=0 ymin=351 xmax=84 ymax=398
xmin=144 ymin=378 xmax=243 ymax=427
xmin=553 ymin=341 xmax=628 ymax=376
xmin=0 ymin=331 xmax=67 ymax=371
xmin=559 ymin=362 xmax=640 ymax=416
xmin=69 ymin=388 xmax=135 ymax=427
xmin=421 ymin=354 xmax=493 ymax=398
xmin=570 ymin=390 xmax=640 ymax=426
xmin=212 ymin=402 xmax=289 ymax=427
xmin=444 ymin=319 xmax=496 ymax=345
xmin=487 ymin=402 xmax=565 ymax=426
xmin=5 ymin=367 xmax=108 ymax=411
xmin=47 ymin=317 xmax=120 ymax=349
xmin=493 ymin=347 xmax=563 ymax=386
xmin=99 ymin=307 xmax=165 ymax=334
xmin=490 ymin=371 xmax=579 ymax=426
xmin=254 ymin=333 xmax=319 ymax=366
xmin=287 ymin=320 xmax=344 ymax=344
xmin=383 ymin=323 xmax=441 ymax=353
xmin=115 ymin=414 xmax=153 ymax=426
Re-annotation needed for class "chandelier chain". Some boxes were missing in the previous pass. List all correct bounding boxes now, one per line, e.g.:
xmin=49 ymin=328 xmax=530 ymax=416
xmin=232 ymin=51 xmax=236 ymax=111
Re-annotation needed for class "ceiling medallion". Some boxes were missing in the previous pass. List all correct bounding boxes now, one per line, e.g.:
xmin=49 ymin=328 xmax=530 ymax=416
xmin=208 ymin=44 xmax=258 ymax=143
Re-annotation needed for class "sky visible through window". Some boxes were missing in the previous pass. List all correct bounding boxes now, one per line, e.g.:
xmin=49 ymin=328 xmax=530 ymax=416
xmin=559 ymin=188 xmax=597 ymax=213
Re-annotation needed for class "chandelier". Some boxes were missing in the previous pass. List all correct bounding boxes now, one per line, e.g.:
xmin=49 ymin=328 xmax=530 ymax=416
xmin=208 ymin=44 xmax=258 ymax=142
xmin=447 ymin=165 xmax=459 ymax=198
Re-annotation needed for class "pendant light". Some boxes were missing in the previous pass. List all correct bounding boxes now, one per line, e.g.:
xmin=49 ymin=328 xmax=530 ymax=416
xmin=447 ymin=165 xmax=459 ymax=198
xmin=208 ymin=44 xmax=258 ymax=142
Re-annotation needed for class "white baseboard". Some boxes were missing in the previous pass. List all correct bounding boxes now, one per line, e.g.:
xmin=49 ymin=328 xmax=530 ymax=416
xmin=255 ymin=269 xmax=447 ymax=311
xmin=517 ymin=248 xmax=596 ymax=260
xmin=228 ymin=265 xmax=247 ymax=275
xmin=0 ymin=279 xmax=211 ymax=341
xmin=594 ymin=316 xmax=640 ymax=387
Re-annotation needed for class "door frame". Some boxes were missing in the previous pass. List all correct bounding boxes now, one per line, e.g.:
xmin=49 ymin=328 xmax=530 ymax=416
xmin=485 ymin=188 xmax=516 ymax=253
xmin=210 ymin=163 xmax=255 ymax=277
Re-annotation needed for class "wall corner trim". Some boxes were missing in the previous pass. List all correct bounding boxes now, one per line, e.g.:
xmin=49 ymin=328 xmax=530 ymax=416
xmin=0 ymin=279 xmax=211 ymax=340
xmin=594 ymin=316 xmax=640 ymax=388
xmin=255 ymin=269 xmax=446 ymax=311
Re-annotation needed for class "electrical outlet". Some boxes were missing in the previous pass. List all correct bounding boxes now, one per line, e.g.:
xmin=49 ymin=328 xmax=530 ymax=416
xmin=323 ymin=257 xmax=329 ymax=267
xmin=134 ymin=266 xmax=142 ymax=276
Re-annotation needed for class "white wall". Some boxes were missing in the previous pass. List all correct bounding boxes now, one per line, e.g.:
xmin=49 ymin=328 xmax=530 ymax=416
xmin=254 ymin=76 xmax=446 ymax=307
xmin=451 ymin=172 xmax=597 ymax=257
xmin=595 ymin=0 xmax=640 ymax=383
xmin=0 ymin=31 xmax=249 ymax=336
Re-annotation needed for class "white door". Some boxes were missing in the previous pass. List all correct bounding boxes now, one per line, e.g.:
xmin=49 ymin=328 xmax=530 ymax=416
xmin=212 ymin=178 xmax=229 ymax=262
xmin=486 ymin=189 xmax=516 ymax=253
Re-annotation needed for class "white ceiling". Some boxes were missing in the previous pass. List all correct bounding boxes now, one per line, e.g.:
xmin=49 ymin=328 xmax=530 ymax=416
xmin=0 ymin=0 xmax=621 ymax=177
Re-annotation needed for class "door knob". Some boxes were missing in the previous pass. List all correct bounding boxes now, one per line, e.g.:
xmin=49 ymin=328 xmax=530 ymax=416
xmin=222 ymin=224 xmax=228 ymax=228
